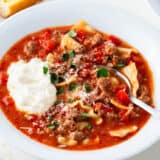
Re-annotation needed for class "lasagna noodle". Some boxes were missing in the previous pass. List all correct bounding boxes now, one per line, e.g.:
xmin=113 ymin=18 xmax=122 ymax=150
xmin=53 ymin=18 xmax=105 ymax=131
xmin=121 ymin=62 xmax=139 ymax=97
xmin=68 ymin=100 xmax=103 ymax=125
xmin=58 ymin=136 xmax=77 ymax=147
xmin=61 ymin=34 xmax=82 ymax=51
xmin=71 ymin=20 xmax=96 ymax=33
xmin=109 ymin=125 xmax=138 ymax=138
xmin=110 ymin=98 xmax=128 ymax=110
xmin=56 ymin=75 xmax=77 ymax=87
xmin=117 ymin=47 xmax=138 ymax=58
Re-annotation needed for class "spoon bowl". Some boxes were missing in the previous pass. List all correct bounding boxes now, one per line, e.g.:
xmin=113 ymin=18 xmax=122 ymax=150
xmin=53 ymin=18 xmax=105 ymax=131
xmin=108 ymin=67 xmax=160 ymax=119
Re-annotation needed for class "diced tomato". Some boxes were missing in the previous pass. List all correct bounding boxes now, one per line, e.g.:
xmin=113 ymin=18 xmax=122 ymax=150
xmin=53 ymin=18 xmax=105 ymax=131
xmin=131 ymin=53 xmax=143 ymax=65
xmin=116 ymin=89 xmax=130 ymax=105
xmin=38 ymin=50 xmax=47 ymax=59
xmin=93 ymin=51 xmax=103 ymax=63
xmin=126 ymin=53 xmax=143 ymax=65
xmin=126 ymin=57 xmax=132 ymax=65
xmin=0 ymin=71 xmax=8 ymax=85
xmin=108 ymin=35 xmax=121 ymax=46
xmin=42 ymin=40 xmax=55 ymax=53
xmin=2 ymin=96 xmax=14 ymax=106
xmin=57 ymin=58 xmax=62 ymax=64
xmin=115 ymin=84 xmax=127 ymax=93
xmin=77 ymin=29 xmax=86 ymax=41
xmin=94 ymin=102 xmax=113 ymax=113
xmin=94 ymin=51 xmax=103 ymax=58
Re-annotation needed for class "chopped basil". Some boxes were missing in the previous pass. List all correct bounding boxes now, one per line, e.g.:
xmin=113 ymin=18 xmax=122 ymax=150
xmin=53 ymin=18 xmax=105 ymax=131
xmin=80 ymin=113 xmax=91 ymax=118
xmin=116 ymin=63 xmax=126 ymax=68
xmin=70 ymin=64 xmax=76 ymax=69
xmin=69 ymin=83 xmax=77 ymax=91
xmin=86 ymin=123 xmax=92 ymax=129
xmin=43 ymin=66 xmax=48 ymax=74
xmin=50 ymin=73 xmax=64 ymax=84
xmin=57 ymin=76 xmax=64 ymax=83
xmin=68 ymin=30 xmax=77 ymax=37
xmin=47 ymin=121 xmax=59 ymax=130
xmin=57 ymin=87 xmax=64 ymax=95
xmin=62 ymin=51 xmax=75 ymax=62
xmin=68 ymin=98 xmax=74 ymax=103
xmin=61 ymin=50 xmax=75 ymax=63
xmin=97 ymin=68 xmax=109 ymax=78
xmin=115 ymin=59 xmax=126 ymax=68
xmin=50 ymin=73 xmax=58 ymax=84
xmin=62 ymin=53 xmax=69 ymax=62
xmin=84 ymin=83 xmax=91 ymax=93
xmin=54 ymin=100 xmax=61 ymax=106
xmin=68 ymin=50 xmax=75 ymax=58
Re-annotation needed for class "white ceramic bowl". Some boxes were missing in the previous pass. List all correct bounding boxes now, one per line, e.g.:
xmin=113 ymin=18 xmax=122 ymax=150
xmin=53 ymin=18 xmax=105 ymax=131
xmin=0 ymin=0 xmax=160 ymax=160
xmin=147 ymin=0 xmax=160 ymax=15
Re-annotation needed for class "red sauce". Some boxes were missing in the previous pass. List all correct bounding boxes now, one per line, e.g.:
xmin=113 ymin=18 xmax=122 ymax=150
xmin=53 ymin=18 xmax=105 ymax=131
xmin=0 ymin=25 xmax=153 ymax=150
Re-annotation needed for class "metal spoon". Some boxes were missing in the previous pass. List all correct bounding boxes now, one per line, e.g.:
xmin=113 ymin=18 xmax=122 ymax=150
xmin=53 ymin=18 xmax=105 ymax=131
xmin=107 ymin=67 xmax=160 ymax=119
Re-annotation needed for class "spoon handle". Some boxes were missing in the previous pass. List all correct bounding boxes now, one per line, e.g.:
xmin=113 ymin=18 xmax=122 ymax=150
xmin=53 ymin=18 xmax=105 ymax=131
xmin=130 ymin=96 xmax=160 ymax=119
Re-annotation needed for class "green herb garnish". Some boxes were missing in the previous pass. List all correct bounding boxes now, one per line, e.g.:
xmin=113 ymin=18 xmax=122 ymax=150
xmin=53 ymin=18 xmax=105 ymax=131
xmin=54 ymin=100 xmax=61 ymax=106
xmin=50 ymin=73 xmax=58 ymax=84
xmin=70 ymin=64 xmax=76 ymax=69
xmin=69 ymin=83 xmax=77 ymax=91
xmin=62 ymin=53 xmax=69 ymax=62
xmin=50 ymin=73 xmax=64 ymax=84
xmin=80 ymin=113 xmax=91 ymax=118
xmin=68 ymin=98 xmax=74 ymax=103
xmin=68 ymin=50 xmax=75 ymax=58
xmin=57 ymin=87 xmax=64 ymax=95
xmin=84 ymin=84 xmax=91 ymax=93
xmin=68 ymin=30 xmax=77 ymax=37
xmin=86 ymin=123 xmax=92 ymax=129
xmin=97 ymin=68 xmax=109 ymax=78
xmin=43 ymin=66 xmax=48 ymax=74
xmin=116 ymin=63 xmax=126 ymax=68
xmin=47 ymin=121 xmax=59 ymax=130
xmin=62 ymin=50 xmax=75 ymax=62
xmin=57 ymin=76 xmax=64 ymax=83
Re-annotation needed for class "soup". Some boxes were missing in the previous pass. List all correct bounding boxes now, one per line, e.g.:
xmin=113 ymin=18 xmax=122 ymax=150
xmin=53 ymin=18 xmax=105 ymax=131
xmin=0 ymin=21 xmax=153 ymax=150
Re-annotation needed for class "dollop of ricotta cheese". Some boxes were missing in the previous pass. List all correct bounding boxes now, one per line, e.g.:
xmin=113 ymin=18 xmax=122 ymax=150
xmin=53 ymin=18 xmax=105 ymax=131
xmin=7 ymin=58 xmax=57 ymax=115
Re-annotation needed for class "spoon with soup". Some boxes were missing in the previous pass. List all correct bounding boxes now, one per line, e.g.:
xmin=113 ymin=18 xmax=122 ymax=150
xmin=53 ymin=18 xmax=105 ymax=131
xmin=107 ymin=67 xmax=160 ymax=119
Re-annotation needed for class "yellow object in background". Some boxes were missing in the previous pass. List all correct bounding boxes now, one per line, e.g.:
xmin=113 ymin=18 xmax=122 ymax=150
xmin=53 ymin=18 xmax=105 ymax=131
xmin=0 ymin=0 xmax=40 ymax=18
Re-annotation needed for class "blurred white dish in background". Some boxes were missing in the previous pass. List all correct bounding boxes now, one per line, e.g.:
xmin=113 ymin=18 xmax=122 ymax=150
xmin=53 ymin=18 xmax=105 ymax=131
xmin=147 ymin=0 xmax=160 ymax=15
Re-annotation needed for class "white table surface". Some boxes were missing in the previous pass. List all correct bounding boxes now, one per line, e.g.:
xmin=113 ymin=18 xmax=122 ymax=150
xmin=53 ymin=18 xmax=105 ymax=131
xmin=0 ymin=0 xmax=160 ymax=159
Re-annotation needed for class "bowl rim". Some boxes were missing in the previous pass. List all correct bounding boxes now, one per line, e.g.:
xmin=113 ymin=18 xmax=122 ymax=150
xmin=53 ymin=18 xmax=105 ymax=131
xmin=0 ymin=0 xmax=160 ymax=160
